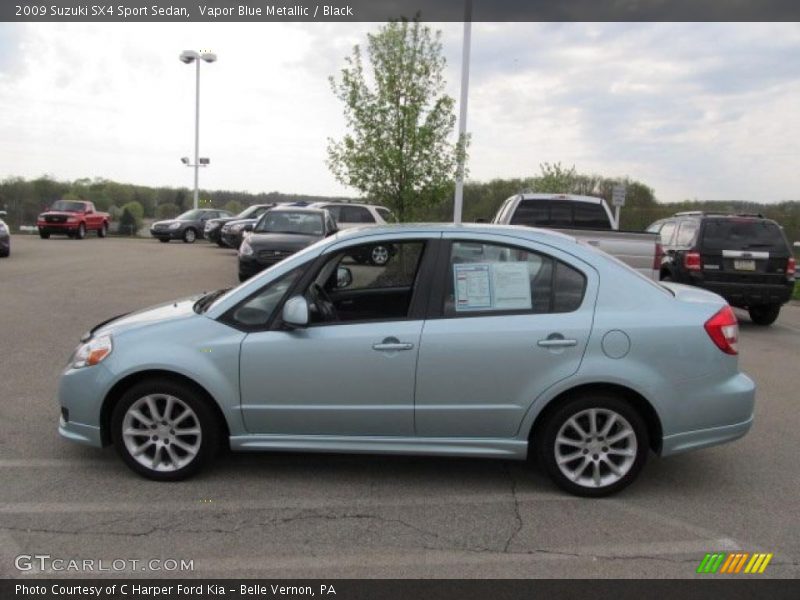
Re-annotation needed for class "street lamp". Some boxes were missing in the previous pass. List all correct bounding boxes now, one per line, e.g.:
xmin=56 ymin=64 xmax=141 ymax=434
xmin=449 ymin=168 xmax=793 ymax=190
xmin=179 ymin=49 xmax=217 ymax=210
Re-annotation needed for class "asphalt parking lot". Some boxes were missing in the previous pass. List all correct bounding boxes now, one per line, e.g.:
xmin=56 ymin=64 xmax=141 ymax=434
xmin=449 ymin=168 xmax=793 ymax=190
xmin=0 ymin=235 xmax=798 ymax=579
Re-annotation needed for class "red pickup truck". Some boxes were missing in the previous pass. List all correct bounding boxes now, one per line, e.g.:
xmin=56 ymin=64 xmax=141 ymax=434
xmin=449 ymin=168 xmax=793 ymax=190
xmin=37 ymin=200 xmax=111 ymax=240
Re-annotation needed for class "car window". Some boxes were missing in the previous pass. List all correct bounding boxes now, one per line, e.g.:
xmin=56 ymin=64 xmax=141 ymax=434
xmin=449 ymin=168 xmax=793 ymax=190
xmin=375 ymin=207 xmax=397 ymax=223
xmin=572 ymin=203 xmax=610 ymax=229
xmin=340 ymin=206 xmax=376 ymax=223
xmin=701 ymin=219 xmax=788 ymax=252
xmin=304 ymin=241 xmax=426 ymax=325
xmin=443 ymin=241 xmax=586 ymax=316
xmin=645 ymin=221 xmax=663 ymax=233
xmin=658 ymin=221 xmax=677 ymax=245
xmin=256 ymin=211 xmax=324 ymax=235
xmin=675 ymin=221 xmax=699 ymax=247
xmin=231 ymin=267 xmax=303 ymax=328
xmin=510 ymin=200 xmax=549 ymax=226
xmin=322 ymin=205 xmax=343 ymax=221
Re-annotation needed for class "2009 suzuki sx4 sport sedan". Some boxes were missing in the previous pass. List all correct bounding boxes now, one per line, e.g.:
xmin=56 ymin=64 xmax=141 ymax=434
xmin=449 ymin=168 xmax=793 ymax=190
xmin=57 ymin=224 xmax=755 ymax=497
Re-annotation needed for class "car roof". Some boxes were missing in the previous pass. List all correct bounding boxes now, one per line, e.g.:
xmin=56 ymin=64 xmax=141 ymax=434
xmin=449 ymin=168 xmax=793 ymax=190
xmin=329 ymin=222 xmax=577 ymax=243
xmin=268 ymin=205 xmax=329 ymax=214
xmin=308 ymin=201 xmax=388 ymax=210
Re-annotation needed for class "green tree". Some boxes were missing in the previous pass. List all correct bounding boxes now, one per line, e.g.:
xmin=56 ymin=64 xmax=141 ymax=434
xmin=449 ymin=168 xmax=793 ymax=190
xmin=118 ymin=208 xmax=138 ymax=236
xmin=224 ymin=200 xmax=243 ymax=215
xmin=156 ymin=203 xmax=179 ymax=219
xmin=327 ymin=17 xmax=462 ymax=221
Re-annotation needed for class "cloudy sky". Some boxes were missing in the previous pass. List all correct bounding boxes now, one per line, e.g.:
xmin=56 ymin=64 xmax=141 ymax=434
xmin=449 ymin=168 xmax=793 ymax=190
xmin=1 ymin=22 xmax=799 ymax=203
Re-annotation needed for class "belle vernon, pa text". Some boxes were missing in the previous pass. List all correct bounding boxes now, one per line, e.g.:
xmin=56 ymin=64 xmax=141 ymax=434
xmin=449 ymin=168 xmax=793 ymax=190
xmin=16 ymin=583 xmax=338 ymax=597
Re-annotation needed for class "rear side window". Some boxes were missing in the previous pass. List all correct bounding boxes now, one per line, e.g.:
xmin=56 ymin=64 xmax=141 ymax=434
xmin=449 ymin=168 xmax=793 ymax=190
xmin=340 ymin=206 xmax=375 ymax=223
xmin=658 ymin=221 xmax=677 ymax=245
xmin=444 ymin=241 xmax=586 ymax=316
xmin=322 ymin=205 xmax=343 ymax=221
xmin=701 ymin=219 xmax=789 ymax=253
xmin=675 ymin=221 xmax=699 ymax=246
xmin=375 ymin=207 xmax=397 ymax=223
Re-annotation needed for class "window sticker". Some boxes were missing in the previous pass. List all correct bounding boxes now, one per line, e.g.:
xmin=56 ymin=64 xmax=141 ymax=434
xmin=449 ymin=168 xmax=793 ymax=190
xmin=453 ymin=262 xmax=533 ymax=312
xmin=454 ymin=264 xmax=492 ymax=311
xmin=492 ymin=262 xmax=532 ymax=310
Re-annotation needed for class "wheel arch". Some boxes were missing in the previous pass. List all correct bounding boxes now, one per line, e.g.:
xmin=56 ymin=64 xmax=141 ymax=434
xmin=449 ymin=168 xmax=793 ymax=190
xmin=99 ymin=369 xmax=230 ymax=447
xmin=529 ymin=382 xmax=663 ymax=455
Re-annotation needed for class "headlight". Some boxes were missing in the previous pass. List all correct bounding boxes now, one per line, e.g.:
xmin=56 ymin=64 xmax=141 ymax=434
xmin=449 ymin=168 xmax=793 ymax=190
xmin=169 ymin=222 xmax=182 ymax=230
xmin=239 ymin=240 xmax=254 ymax=257
xmin=231 ymin=223 xmax=245 ymax=232
xmin=205 ymin=222 xmax=217 ymax=231
xmin=71 ymin=334 xmax=113 ymax=369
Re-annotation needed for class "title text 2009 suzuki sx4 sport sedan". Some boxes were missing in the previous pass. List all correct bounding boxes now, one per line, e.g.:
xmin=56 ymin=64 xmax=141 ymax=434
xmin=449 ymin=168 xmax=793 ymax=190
xmin=57 ymin=224 xmax=755 ymax=497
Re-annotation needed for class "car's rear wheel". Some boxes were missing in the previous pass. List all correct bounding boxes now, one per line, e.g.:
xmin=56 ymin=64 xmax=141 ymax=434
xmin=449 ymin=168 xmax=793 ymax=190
xmin=111 ymin=379 xmax=219 ymax=481
xmin=536 ymin=393 xmax=648 ymax=497
xmin=183 ymin=228 xmax=197 ymax=244
xmin=39 ymin=231 xmax=49 ymax=239
xmin=748 ymin=303 xmax=780 ymax=326
xmin=76 ymin=223 xmax=86 ymax=240
xmin=98 ymin=222 xmax=108 ymax=238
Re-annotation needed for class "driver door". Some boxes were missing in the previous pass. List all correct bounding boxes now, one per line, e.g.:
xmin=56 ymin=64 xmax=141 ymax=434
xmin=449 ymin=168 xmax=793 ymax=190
xmin=238 ymin=238 xmax=435 ymax=436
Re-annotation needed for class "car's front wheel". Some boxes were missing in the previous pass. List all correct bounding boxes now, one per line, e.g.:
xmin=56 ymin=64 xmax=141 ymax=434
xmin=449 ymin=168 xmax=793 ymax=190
xmin=111 ymin=379 xmax=219 ymax=481
xmin=76 ymin=223 xmax=86 ymax=240
xmin=748 ymin=303 xmax=780 ymax=326
xmin=39 ymin=231 xmax=50 ymax=239
xmin=536 ymin=393 xmax=648 ymax=497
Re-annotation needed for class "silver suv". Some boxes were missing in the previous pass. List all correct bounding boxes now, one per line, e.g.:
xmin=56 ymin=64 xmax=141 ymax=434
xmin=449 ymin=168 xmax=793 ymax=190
xmin=311 ymin=202 xmax=398 ymax=265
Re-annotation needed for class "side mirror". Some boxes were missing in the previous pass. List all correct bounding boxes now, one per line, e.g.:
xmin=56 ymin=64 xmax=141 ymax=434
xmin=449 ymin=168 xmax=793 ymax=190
xmin=282 ymin=296 xmax=309 ymax=327
xmin=336 ymin=266 xmax=353 ymax=289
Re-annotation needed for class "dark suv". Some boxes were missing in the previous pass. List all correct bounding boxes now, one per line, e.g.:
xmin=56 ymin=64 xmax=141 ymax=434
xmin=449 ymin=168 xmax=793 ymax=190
xmin=647 ymin=212 xmax=796 ymax=325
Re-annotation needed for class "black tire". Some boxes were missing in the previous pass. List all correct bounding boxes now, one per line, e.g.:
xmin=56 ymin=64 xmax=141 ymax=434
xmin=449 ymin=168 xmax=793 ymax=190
xmin=535 ymin=393 xmax=649 ymax=497
xmin=660 ymin=274 xmax=672 ymax=282
xmin=39 ymin=231 xmax=50 ymax=239
xmin=159 ymin=238 xmax=170 ymax=243
xmin=76 ymin=223 xmax=86 ymax=240
xmin=216 ymin=240 xmax=227 ymax=248
xmin=748 ymin=304 xmax=780 ymax=326
xmin=183 ymin=228 xmax=197 ymax=244
xmin=238 ymin=272 xmax=249 ymax=282
xmin=98 ymin=222 xmax=108 ymax=238
xmin=111 ymin=378 xmax=220 ymax=481
xmin=0 ymin=248 xmax=8 ymax=258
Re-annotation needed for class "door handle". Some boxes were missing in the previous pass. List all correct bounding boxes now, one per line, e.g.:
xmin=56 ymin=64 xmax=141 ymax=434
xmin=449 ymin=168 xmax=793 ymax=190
xmin=537 ymin=338 xmax=578 ymax=348
xmin=373 ymin=337 xmax=414 ymax=352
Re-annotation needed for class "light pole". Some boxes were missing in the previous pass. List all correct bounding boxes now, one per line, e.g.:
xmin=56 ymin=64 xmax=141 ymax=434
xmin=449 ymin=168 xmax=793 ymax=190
xmin=179 ymin=49 xmax=217 ymax=210
xmin=453 ymin=0 xmax=472 ymax=224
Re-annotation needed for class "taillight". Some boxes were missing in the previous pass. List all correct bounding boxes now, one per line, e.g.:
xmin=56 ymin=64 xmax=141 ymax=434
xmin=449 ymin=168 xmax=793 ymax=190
xmin=684 ymin=251 xmax=702 ymax=271
xmin=653 ymin=242 xmax=663 ymax=271
xmin=787 ymin=257 xmax=796 ymax=281
xmin=704 ymin=305 xmax=738 ymax=355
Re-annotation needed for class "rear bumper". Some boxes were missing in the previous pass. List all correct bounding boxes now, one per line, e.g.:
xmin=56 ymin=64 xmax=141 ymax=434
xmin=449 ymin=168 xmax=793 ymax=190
xmin=662 ymin=416 xmax=753 ymax=456
xmin=695 ymin=280 xmax=793 ymax=307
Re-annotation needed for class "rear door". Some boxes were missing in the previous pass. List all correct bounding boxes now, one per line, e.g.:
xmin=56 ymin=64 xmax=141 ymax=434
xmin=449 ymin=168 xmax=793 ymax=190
xmin=699 ymin=218 xmax=791 ymax=283
xmin=414 ymin=233 xmax=598 ymax=439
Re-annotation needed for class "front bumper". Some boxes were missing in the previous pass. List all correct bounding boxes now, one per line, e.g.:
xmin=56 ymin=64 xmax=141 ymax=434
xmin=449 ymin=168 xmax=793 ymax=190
xmin=38 ymin=223 xmax=80 ymax=234
xmin=57 ymin=363 xmax=115 ymax=448
xmin=695 ymin=280 xmax=793 ymax=307
xmin=205 ymin=227 xmax=222 ymax=243
xmin=238 ymin=255 xmax=269 ymax=278
xmin=221 ymin=231 xmax=243 ymax=248
xmin=150 ymin=228 xmax=183 ymax=240
xmin=0 ymin=234 xmax=9 ymax=252
xmin=59 ymin=415 xmax=103 ymax=447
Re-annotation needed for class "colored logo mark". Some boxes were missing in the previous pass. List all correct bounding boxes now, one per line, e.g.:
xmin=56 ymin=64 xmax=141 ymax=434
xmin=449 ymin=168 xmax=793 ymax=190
xmin=697 ymin=552 xmax=773 ymax=574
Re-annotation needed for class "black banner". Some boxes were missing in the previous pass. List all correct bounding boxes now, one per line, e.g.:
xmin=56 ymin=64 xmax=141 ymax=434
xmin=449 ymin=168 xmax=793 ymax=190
xmin=3 ymin=579 xmax=800 ymax=600
xmin=4 ymin=0 xmax=800 ymax=23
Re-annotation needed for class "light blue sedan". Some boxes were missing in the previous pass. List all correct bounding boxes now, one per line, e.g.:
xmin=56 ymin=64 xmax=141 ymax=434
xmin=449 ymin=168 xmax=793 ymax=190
xmin=57 ymin=224 xmax=755 ymax=496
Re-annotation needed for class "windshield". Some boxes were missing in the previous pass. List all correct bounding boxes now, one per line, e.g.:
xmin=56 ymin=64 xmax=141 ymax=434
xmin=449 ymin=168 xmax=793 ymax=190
xmin=51 ymin=200 xmax=86 ymax=212
xmin=255 ymin=211 xmax=324 ymax=235
xmin=176 ymin=209 xmax=206 ymax=220
xmin=237 ymin=205 xmax=266 ymax=219
xmin=701 ymin=219 xmax=788 ymax=252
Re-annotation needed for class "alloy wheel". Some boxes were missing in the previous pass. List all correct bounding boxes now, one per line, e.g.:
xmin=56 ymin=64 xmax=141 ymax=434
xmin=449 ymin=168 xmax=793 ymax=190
xmin=370 ymin=245 xmax=389 ymax=265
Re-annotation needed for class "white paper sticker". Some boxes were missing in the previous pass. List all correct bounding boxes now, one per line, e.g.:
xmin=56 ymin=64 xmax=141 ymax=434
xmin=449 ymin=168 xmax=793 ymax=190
xmin=453 ymin=262 xmax=532 ymax=312
xmin=454 ymin=264 xmax=492 ymax=311
xmin=492 ymin=262 xmax=532 ymax=310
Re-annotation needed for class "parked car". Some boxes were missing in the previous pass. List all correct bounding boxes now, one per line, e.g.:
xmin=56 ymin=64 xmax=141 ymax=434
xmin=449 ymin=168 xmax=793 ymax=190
xmin=205 ymin=204 xmax=276 ymax=247
xmin=647 ymin=212 xmax=796 ymax=326
xmin=311 ymin=201 xmax=397 ymax=265
xmin=37 ymin=200 xmax=110 ymax=240
xmin=238 ymin=206 xmax=337 ymax=281
xmin=491 ymin=194 xmax=661 ymax=280
xmin=56 ymin=223 xmax=755 ymax=496
xmin=0 ymin=211 xmax=9 ymax=257
xmin=150 ymin=208 xmax=233 ymax=244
